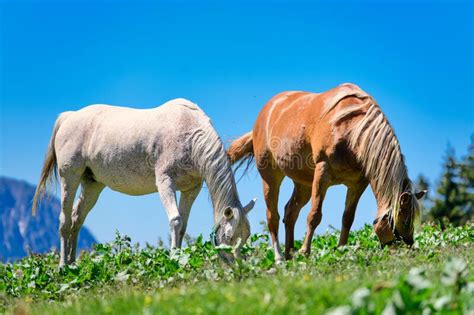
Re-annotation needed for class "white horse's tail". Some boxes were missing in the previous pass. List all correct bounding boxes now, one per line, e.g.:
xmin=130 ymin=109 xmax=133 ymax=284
xmin=32 ymin=111 xmax=73 ymax=216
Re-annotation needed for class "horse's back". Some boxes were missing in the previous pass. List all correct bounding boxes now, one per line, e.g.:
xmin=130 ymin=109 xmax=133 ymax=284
xmin=255 ymin=83 xmax=369 ymax=147
xmin=161 ymin=98 xmax=202 ymax=112
xmin=52 ymin=99 xmax=207 ymax=194
xmin=56 ymin=100 xmax=205 ymax=142
xmin=252 ymin=84 xmax=371 ymax=185
xmin=64 ymin=98 xmax=203 ymax=120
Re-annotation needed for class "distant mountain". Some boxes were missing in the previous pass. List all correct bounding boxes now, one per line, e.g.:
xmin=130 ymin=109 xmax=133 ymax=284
xmin=0 ymin=176 xmax=96 ymax=262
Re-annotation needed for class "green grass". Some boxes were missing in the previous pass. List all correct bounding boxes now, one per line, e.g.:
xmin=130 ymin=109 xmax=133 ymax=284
xmin=1 ymin=224 xmax=473 ymax=314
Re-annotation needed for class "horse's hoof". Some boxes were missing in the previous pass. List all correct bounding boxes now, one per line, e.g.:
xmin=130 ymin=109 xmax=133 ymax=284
xmin=284 ymin=248 xmax=299 ymax=260
xmin=299 ymin=249 xmax=310 ymax=257
xmin=274 ymin=254 xmax=285 ymax=265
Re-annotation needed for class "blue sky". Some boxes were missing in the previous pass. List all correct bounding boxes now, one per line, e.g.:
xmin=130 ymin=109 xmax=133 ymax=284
xmin=1 ymin=0 xmax=472 ymax=246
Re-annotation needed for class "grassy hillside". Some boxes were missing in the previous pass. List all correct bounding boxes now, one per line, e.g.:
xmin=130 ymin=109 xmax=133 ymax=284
xmin=1 ymin=224 xmax=473 ymax=314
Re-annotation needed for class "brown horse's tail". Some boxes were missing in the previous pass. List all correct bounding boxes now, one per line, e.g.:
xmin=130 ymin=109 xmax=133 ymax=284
xmin=227 ymin=131 xmax=255 ymax=175
xmin=32 ymin=112 xmax=72 ymax=216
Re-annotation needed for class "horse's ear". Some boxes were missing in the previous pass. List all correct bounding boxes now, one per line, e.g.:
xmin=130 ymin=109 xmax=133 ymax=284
xmin=415 ymin=190 xmax=427 ymax=200
xmin=243 ymin=198 xmax=256 ymax=214
xmin=399 ymin=192 xmax=412 ymax=207
xmin=224 ymin=207 xmax=234 ymax=220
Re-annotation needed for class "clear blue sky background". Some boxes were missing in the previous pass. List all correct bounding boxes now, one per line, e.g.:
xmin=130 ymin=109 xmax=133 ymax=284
xmin=1 ymin=0 xmax=472 ymax=246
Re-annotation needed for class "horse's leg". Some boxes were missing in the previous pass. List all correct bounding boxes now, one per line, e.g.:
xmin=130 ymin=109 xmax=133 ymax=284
xmin=300 ymin=162 xmax=329 ymax=256
xmin=261 ymin=171 xmax=284 ymax=262
xmin=155 ymin=174 xmax=181 ymax=249
xmin=58 ymin=172 xmax=81 ymax=267
xmin=176 ymin=183 xmax=202 ymax=247
xmin=283 ymin=182 xmax=311 ymax=260
xmin=68 ymin=178 xmax=104 ymax=263
xmin=338 ymin=182 xmax=367 ymax=246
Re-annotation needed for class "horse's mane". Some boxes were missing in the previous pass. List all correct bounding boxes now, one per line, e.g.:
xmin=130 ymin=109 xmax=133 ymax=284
xmin=189 ymin=118 xmax=241 ymax=221
xmin=324 ymin=84 xmax=421 ymax=231
xmin=320 ymin=83 xmax=370 ymax=118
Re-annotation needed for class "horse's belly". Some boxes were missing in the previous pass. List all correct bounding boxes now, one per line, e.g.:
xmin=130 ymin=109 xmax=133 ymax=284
xmin=89 ymin=165 xmax=158 ymax=195
xmin=283 ymin=168 xmax=314 ymax=186
xmin=273 ymin=143 xmax=314 ymax=186
xmin=107 ymin=179 xmax=157 ymax=196
xmin=88 ymin=162 xmax=201 ymax=195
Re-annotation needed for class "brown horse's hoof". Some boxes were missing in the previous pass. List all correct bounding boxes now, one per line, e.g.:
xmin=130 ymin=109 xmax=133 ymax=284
xmin=284 ymin=248 xmax=297 ymax=260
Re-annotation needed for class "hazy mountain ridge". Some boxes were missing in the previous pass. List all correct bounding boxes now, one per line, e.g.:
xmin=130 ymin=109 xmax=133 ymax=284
xmin=0 ymin=176 xmax=96 ymax=262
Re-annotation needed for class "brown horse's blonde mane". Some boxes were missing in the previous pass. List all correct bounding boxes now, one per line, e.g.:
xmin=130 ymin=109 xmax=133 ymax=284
xmin=320 ymin=83 xmax=370 ymax=119
xmin=325 ymin=84 xmax=421 ymax=232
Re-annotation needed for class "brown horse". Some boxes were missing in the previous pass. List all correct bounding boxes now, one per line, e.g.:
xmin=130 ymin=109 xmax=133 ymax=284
xmin=228 ymin=83 xmax=426 ymax=261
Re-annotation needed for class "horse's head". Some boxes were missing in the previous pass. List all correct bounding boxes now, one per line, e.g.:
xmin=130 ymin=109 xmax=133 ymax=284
xmin=374 ymin=190 xmax=426 ymax=246
xmin=211 ymin=199 xmax=256 ymax=262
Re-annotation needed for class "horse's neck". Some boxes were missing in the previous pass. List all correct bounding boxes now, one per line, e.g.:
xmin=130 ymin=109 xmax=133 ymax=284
xmin=203 ymin=162 xmax=240 ymax=222
xmin=370 ymin=180 xmax=391 ymax=217
xmin=369 ymin=174 xmax=410 ymax=217
xmin=189 ymin=121 xmax=241 ymax=221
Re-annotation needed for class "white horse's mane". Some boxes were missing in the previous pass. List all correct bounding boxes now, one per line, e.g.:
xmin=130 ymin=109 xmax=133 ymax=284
xmin=189 ymin=119 xmax=241 ymax=220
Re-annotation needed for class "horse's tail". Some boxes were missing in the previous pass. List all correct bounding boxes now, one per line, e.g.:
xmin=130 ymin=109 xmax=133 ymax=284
xmin=32 ymin=111 xmax=73 ymax=216
xmin=227 ymin=131 xmax=255 ymax=175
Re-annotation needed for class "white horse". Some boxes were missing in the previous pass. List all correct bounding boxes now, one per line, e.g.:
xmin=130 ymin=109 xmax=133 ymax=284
xmin=32 ymin=99 xmax=255 ymax=266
